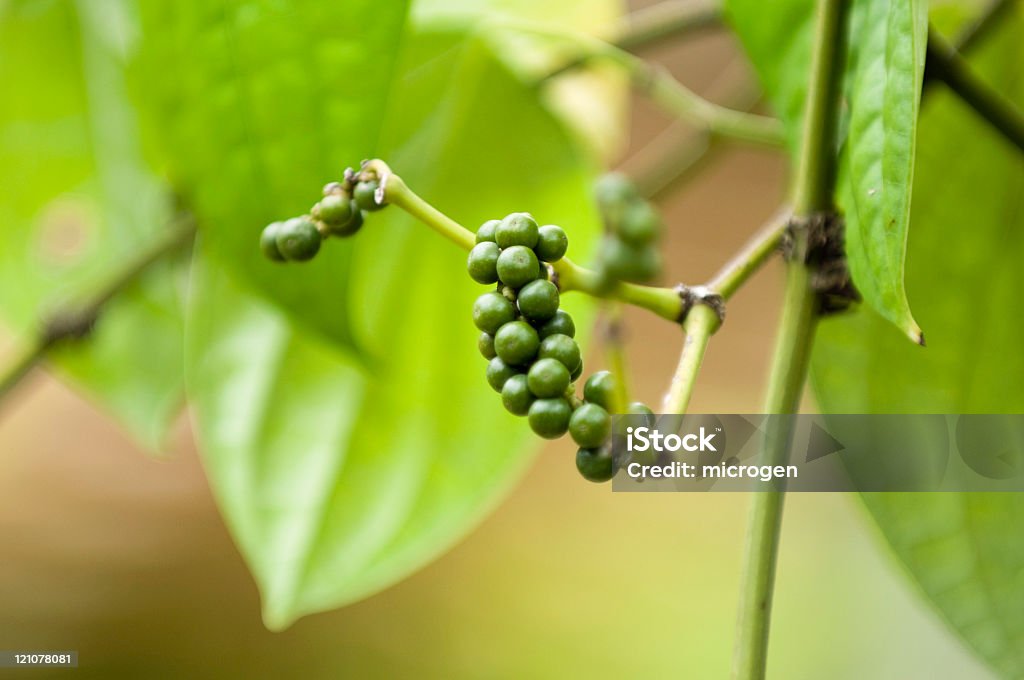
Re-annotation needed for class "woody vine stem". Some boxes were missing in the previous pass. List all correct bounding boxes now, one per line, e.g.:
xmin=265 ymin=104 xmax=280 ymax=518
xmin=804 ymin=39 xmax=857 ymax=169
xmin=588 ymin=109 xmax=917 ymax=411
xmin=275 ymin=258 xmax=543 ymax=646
xmin=731 ymin=0 xmax=848 ymax=677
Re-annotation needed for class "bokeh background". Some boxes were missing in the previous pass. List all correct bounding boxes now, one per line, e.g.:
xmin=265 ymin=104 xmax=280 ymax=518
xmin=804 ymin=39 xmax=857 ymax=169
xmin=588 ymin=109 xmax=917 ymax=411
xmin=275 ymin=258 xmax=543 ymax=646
xmin=0 ymin=4 xmax=995 ymax=679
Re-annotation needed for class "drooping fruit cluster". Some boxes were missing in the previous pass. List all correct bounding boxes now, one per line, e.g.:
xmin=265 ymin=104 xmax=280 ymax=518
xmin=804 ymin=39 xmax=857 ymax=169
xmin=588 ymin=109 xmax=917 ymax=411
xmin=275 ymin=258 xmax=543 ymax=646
xmin=259 ymin=170 xmax=387 ymax=263
xmin=591 ymin=172 xmax=664 ymax=288
xmin=469 ymin=212 xmax=653 ymax=483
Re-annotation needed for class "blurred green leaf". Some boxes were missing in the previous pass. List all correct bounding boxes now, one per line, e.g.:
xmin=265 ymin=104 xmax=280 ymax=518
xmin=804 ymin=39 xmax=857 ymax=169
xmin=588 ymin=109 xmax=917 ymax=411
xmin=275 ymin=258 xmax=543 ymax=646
xmin=185 ymin=23 xmax=606 ymax=628
xmin=726 ymin=0 xmax=928 ymax=339
xmin=134 ymin=0 xmax=412 ymax=353
xmin=813 ymin=10 xmax=1024 ymax=677
xmin=0 ymin=0 xmax=184 ymax=450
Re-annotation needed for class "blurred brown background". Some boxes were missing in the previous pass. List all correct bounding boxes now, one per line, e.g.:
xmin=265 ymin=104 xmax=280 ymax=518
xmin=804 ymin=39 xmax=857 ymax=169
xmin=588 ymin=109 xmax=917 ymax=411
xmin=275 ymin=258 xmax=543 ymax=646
xmin=0 ymin=7 xmax=994 ymax=679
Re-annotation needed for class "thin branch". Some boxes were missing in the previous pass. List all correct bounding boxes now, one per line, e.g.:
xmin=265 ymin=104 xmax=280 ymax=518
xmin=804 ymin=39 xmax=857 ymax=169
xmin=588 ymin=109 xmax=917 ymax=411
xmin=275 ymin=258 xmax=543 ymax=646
xmin=0 ymin=219 xmax=196 ymax=408
xmin=925 ymin=26 xmax=1024 ymax=153
xmin=953 ymin=0 xmax=1016 ymax=53
xmin=626 ymin=54 xmax=785 ymax=147
xmin=707 ymin=210 xmax=790 ymax=299
xmin=625 ymin=121 xmax=713 ymax=199
xmin=662 ymin=304 xmax=717 ymax=413
xmin=624 ymin=66 xmax=765 ymax=199
xmin=371 ymin=162 xmax=687 ymax=322
xmin=660 ymin=210 xmax=790 ymax=413
xmin=526 ymin=22 xmax=785 ymax=147
xmin=601 ymin=304 xmax=631 ymax=412
xmin=541 ymin=0 xmax=722 ymax=82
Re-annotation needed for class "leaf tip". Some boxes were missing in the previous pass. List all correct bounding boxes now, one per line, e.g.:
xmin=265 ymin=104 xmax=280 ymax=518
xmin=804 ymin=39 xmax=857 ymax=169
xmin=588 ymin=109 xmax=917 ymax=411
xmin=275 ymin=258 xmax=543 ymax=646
xmin=261 ymin=606 xmax=296 ymax=633
xmin=906 ymin=322 xmax=925 ymax=347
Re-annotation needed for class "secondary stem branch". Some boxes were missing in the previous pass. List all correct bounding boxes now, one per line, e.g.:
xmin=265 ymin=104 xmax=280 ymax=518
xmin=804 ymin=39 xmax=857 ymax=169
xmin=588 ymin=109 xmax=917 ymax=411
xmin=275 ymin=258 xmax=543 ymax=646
xmin=527 ymin=26 xmax=784 ymax=147
xmin=0 ymin=220 xmax=195 ymax=408
xmin=661 ymin=210 xmax=789 ymax=414
xmin=926 ymin=26 xmax=1024 ymax=153
xmin=374 ymin=162 xmax=685 ymax=322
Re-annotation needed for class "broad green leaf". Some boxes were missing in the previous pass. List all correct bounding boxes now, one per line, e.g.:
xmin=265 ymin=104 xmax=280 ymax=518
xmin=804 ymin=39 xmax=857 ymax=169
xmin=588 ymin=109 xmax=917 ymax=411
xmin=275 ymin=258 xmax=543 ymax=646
xmin=0 ymin=0 xmax=184 ymax=450
xmin=185 ymin=23 xmax=606 ymax=628
xmin=813 ymin=10 xmax=1024 ymax=677
xmin=726 ymin=0 xmax=928 ymax=340
xmin=133 ymin=0 xmax=412 ymax=354
xmin=839 ymin=0 xmax=927 ymax=342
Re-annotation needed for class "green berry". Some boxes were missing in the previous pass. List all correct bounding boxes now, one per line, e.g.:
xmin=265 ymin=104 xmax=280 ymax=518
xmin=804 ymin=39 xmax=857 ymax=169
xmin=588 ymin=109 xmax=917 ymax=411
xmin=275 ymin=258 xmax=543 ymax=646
xmin=538 ymin=334 xmax=581 ymax=373
xmin=317 ymin=193 xmax=354 ymax=226
xmin=496 ymin=212 xmax=539 ymax=249
xmin=535 ymin=224 xmax=568 ymax=262
xmin=501 ymin=374 xmax=534 ymax=416
xmin=276 ymin=217 xmax=321 ymax=261
xmin=476 ymin=219 xmax=500 ymax=244
xmin=517 ymin=279 xmax=560 ymax=323
xmin=576 ymin=446 xmax=616 ymax=482
xmin=353 ymin=181 xmax=384 ymax=211
xmin=328 ymin=204 xmax=364 ymax=237
xmin=570 ymin=403 xmax=611 ymax=448
xmin=594 ymin=172 xmax=639 ymax=210
xmin=583 ymin=371 xmax=616 ymax=410
xmin=527 ymin=357 xmax=571 ymax=398
xmin=478 ymin=332 xmax=496 ymax=360
xmin=528 ymin=398 xmax=572 ymax=439
xmin=486 ymin=357 xmax=518 ymax=393
xmin=627 ymin=401 xmax=656 ymax=428
xmin=494 ymin=320 xmax=540 ymax=366
xmin=571 ymin=360 xmax=584 ymax=382
xmin=618 ymin=202 xmax=661 ymax=245
xmin=537 ymin=260 xmax=550 ymax=281
xmin=323 ymin=181 xmax=344 ymax=197
xmin=467 ymin=242 xmax=501 ymax=284
xmin=537 ymin=310 xmax=576 ymax=339
xmin=602 ymin=238 xmax=661 ymax=282
xmin=496 ymin=245 xmax=540 ymax=288
xmin=260 ymin=221 xmax=286 ymax=262
xmin=473 ymin=291 xmax=516 ymax=334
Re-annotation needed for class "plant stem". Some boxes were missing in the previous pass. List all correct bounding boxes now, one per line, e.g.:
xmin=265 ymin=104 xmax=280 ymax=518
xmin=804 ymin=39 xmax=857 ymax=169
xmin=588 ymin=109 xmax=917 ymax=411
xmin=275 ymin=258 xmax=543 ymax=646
xmin=708 ymin=210 xmax=790 ymax=299
xmin=629 ymin=55 xmax=785 ymax=147
xmin=0 ymin=220 xmax=195 ymax=408
xmin=0 ymin=343 xmax=48 ymax=402
xmin=541 ymin=0 xmax=721 ymax=82
xmin=953 ymin=0 xmax=1015 ymax=53
xmin=555 ymin=259 xmax=682 ymax=321
xmin=730 ymin=254 xmax=818 ymax=680
xmin=731 ymin=0 xmax=848 ymax=676
xmin=602 ymin=304 xmax=631 ymax=413
xmin=626 ymin=121 xmax=713 ymax=199
xmin=662 ymin=303 xmax=718 ymax=413
xmin=926 ymin=26 xmax=1024 ymax=153
xmin=660 ymin=209 xmax=789 ymax=413
xmin=624 ymin=70 xmax=765 ymax=199
xmin=374 ymin=162 xmax=686 ymax=322
xmin=525 ymin=24 xmax=785 ymax=147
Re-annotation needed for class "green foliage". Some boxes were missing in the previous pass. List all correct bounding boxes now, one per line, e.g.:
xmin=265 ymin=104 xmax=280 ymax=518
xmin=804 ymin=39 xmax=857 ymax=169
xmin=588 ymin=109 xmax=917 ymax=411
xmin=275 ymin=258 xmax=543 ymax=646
xmin=813 ymin=10 xmax=1024 ymax=677
xmin=0 ymin=1 xmax=184 ymax=450
xmin=726 ymin=0 xmax=928 ymax=339
xmin=177 ymin=13 xmax=610 ymax=627
xmin=0 ymin=0 xmax=615 ymax=629
xmin=133 ymin=0 xmax=411 ymax=352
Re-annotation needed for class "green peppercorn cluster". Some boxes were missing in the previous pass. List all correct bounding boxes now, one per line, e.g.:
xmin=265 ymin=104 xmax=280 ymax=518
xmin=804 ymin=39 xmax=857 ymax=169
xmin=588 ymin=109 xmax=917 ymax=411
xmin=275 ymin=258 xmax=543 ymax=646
xmin=259 ymin=169 xmax=386 ymax=263
xmin=469 ymin=212 xmax=654 ymax=483
xmin=591 ymin=172 xmax=664 ymax=288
